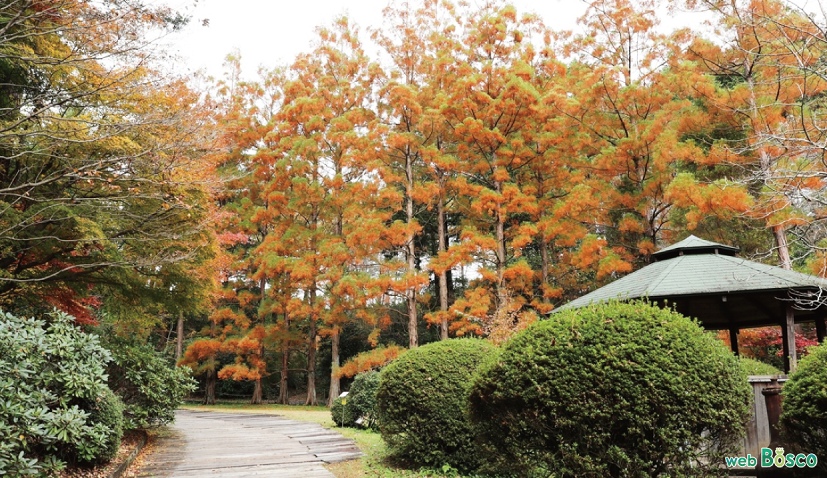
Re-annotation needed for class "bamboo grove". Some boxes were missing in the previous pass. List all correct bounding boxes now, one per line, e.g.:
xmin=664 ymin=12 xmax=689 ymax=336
xmin=176 ymin=0 xmax=827 ymax=405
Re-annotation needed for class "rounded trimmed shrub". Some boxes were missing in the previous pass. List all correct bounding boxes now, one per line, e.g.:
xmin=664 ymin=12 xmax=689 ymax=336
xmin=376 ymin=338 xmax=496 ymax=471
xmin=331 ymin=370 xmax=381 ymax=429
xmin=347 ymin=370 xmax=381 ymax=430
xmin=740 ymin=357 xmax=783 ymax=376
xmin=468 ymin=301 xmax=751 ymax=478
xmin=331 ymin=395 xmax=357 ymax=427
xmin=781 ymin=342 xmax=827 ymax=474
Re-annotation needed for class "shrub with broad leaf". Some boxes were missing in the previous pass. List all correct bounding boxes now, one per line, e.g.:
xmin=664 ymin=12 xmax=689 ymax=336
xmin=0 ymin=310 xmax=123 ymax=475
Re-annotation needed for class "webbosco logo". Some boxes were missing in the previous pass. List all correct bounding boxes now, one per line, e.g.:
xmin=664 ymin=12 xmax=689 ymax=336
xmin=725 ymin=447 xmax=818 ymax=469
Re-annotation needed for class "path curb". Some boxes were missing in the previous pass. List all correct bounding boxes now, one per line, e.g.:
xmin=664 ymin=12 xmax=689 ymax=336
xmin=108 ymin=430 xmax=148 ymax=478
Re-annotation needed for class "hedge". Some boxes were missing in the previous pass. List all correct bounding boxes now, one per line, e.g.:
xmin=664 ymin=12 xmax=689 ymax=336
xmin=781 ymin=342 xmax=827 ymax=474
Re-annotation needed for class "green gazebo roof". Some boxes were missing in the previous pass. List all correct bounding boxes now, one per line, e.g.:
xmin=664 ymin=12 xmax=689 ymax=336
xmin=558 ymin=235 xmax=827 ymax=329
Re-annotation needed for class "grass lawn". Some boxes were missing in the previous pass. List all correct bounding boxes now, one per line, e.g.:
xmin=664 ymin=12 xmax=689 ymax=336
xmin=180 ymin=403 xmax=466 ymax=477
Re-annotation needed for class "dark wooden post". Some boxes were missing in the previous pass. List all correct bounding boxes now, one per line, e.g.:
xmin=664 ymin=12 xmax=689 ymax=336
xmin=729 ymin=327 xmax=739 ymax=356
xmin=781 ymin=322 xmax=790 ymax=374
xmin=816 ymin=311 xmax=826 ymax=344
xmin=781 ymin=304 xmax=797 ymax=374
xmin=762 ymin=381 xmax=783 ymax=448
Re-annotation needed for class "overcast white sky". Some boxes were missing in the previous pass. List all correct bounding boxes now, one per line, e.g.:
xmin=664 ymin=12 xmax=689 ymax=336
xmin=155 ymin=1 xmax=823 ymax=79
xmin=157 ymin=0 xmax=690 ymax=79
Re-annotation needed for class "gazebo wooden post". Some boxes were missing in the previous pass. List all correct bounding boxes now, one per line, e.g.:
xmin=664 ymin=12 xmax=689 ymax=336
xmin=816 ymin=310 xmax=826 ymax=344
xmin=728 ymin=327 xmax=739 ymax=356
xmin=782 ymin=304 xmax=797 ymax=374
xmin=721 ymin=297 xmax=739 ymax=356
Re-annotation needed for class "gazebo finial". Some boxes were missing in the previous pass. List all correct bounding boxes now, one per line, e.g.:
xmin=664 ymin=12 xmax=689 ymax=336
xmin=652 ymin=235 xmax=739 ymax=261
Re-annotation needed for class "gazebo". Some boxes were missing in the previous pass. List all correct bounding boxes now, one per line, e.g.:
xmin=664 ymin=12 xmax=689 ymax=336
xmin=559 ymin=235 xmax=827 ymax=373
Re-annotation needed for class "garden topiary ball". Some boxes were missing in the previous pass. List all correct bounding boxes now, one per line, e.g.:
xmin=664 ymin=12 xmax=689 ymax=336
xmin=376 ymin=338 xmax=496 ymax=471
xmin=468 ymin=301 xmax=750 ymax=478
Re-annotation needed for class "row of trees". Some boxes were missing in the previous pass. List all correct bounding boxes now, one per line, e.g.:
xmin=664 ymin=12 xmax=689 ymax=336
xmin=182 ymin=0 xmax=827 ymax=405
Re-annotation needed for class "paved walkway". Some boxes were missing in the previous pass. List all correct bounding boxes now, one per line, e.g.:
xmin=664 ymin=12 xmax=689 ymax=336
xmin=137 ymin=410 xmax=361 ymax=478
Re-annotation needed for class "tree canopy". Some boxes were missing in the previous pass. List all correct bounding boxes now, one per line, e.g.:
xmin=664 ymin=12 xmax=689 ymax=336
xmin=0 ymin=0 xmax=218 ymax=329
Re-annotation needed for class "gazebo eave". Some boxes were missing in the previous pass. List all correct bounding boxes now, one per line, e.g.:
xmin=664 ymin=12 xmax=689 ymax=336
xmin=557 ymin=235 xmax=827 ymax=373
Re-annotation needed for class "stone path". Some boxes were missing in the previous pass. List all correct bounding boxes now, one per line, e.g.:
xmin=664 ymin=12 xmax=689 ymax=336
xmin=137 ymin=410 xmax=361 ymax=477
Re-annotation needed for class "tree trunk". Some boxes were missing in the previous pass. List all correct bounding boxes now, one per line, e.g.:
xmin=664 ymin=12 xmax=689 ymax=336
xmin=278 ymin=315 xmax=290 ymax=405
xmin=327 ymin=328 xmax=340 ymax=406
xmin=204 ymin=369 xmax=216 ymax=405
xmin=749 ymin=71 xmax=793 ymax=274
xmin=305 ymin=286 xmax=318 ymax=406
xmin=329 ymin=200 xmax=343 ymax=405
xmin=437 ymin=191 xmax=449 ymax=340
xmin=251 ymin=377 xmax=262 ymax=404
xmin=494 ymin=179 xmax=508 ymax=315
xmin=540 ymin=236 xmax=550 ymax=286
xmin=773 ymin=225 xmax=792 ymax=270
xmin=447 ymin=268 xmax=454 ymax=303
xmin=205 ymin=320 xmax=217 ymax=405
xmin=175 ymin=311 xmax=184 ymax=363
xmin=406 ymin=152 xmax=418 ymax=348
xmin=251 ymin=277 xmax=266 ymax=405
xmin=278 ymin=352 xmax=289 ymax=404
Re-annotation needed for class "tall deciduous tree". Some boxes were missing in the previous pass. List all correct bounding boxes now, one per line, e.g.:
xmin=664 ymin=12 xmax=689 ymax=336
xmin=374 ymin=0 xmax=462 ymax=342
xmin=558 ymin=0 xmax=704 ymax=268
xmin=675 ymin=0 xmax=827 ymax=271
xmin=441 ymin=3 xmax=544 ymax=329
xmin=258 ymin=19 xmax=394 ymax=405
xmin=186 ymin=54 xmax=278 ymax=405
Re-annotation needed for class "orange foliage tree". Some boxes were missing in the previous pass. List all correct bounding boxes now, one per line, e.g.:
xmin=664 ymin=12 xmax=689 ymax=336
xmin=248 ymin=19 xmax=398 ymax=405
xmin=438 ymin=4 xmax=547 ymax=333
xmin=373 ymin=0 xmax=467 ymax=342
xmin=673 ymin=0 xmax=827 ymax=271
xmin=559 ymin=0 xmax=701 ymax=268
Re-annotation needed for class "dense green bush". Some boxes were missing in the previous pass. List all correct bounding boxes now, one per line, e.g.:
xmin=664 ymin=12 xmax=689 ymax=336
xmin=781 ymin=342 xmax=827 ymax=474
xmin=468 ymin=301 xmax=751 ymax=478
xmin=0 ymin=310 xmax=121 ymax=475
xmin=106 ymin=339 xmax=197 ymax=429
xmin=740 ymin=356 xmax=783 ymax=375
xmin=331 ymin=370 xmax=381 ymax=429
xmin=376 ymin=338 xmax=496 ymax=472
xmin=84 ymin=388 xmax=126 ymax=464
xmin=331 ymin=395 xmax=355 ymax=427
xmin=348 ymin=370 xmax=381 ymax=430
